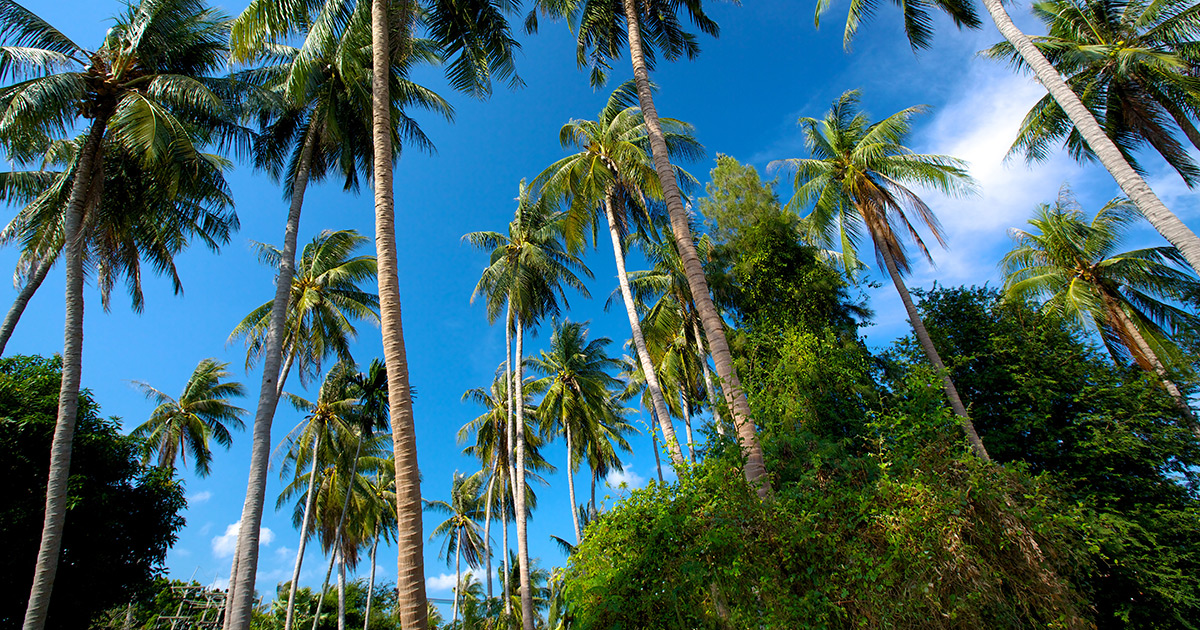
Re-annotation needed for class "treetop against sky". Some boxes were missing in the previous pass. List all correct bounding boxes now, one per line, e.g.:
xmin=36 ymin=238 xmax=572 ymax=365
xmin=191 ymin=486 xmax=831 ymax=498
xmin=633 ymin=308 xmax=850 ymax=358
xmin=4 ymin=0 xmax=1196 ymax=606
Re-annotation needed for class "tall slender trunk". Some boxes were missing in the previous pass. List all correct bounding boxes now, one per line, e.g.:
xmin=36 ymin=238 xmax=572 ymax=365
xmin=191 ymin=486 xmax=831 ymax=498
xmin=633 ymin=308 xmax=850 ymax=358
xmin=871 ymin=229 xmax=990 ymax=461
xmin=227 ymin=128 xmax=317 ymax=630
xmin=604 ymin=192 xmax=684 ymax=468
xmin=453 ymin=532 xmax=462 ymax=626
xmin=311 ymin=549 xmax=339 ymax=630
xmin=0 ymin=257 xmax=52 ymax=355
xmin=337 ymin=554 xmax=346 ymax=630
xmin=276 ymin=349 xmax=297 ymax=399
xmin=680 ymin=390 xmax=694 ymax=463
xmin=693 ymin=320 xmax=724 ymax=436
xmin=285 ymin=431 xmax=324 ymax=630
xmin=363 ymin=527 xmax=378 ymax=630
xmin=512 ymin=318 xmax=534 ymax=630
xmin=501 ymin=501 xmax=510 ymax=615
xmin=222 ymin=551 xmax=238 ymax=630
xmin=651 ymin=426 xmax=664 ymax=483
xmin=589 ymin=469 xmax=596 ymax=513
xmin=371 ymin=0 xmax=428 ymax=627
xmin=1106 ymin=297 xmax=1199 ymax=434
xmin=565 ymin=423 xmax=581 ymax=544
xmin=620 ymin=0 xmax=768 ymax=497
xmin=23 ymin=116 xmax=106 ymax=630
xmin=482 ymin=471 xmax=495 ymax=600
xmin=980 ymin=0 xmax=1200 ymax=276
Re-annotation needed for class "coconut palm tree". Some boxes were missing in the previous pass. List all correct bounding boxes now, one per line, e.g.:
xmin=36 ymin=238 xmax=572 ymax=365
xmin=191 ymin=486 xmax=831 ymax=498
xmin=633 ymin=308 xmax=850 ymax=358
xmin=277 ymin=362 xmax=362 ymax=630
xmin=129 ymin=359 xmax=246 ymax=477
xmin=0 ymin=137 xmax=237 ymax=354
xmin=360 ymin=458 xmax=397 ymax=630
xmin=529 ymin=0 xmax=769 ymax=496
xmin=533 ymin=82 xmax=700 ymax=469
xmin=1002 ymin=186 xmax=1200 ymax=420
xmin=425 ymin=472 xmax=487 ymax=626
xmin=230 ymin=230 xmax=380 ymax=395
xmin=984 ymin=0 xmax=1200 ymax=186
xmin=459 ymin=365 xmax=553 ymax=608
xmin=530 ymin=319 xmax=625 ymax=543
xmin=818 ymin=0 xmax=1200 ymax=277
xmin=466 ymin=181 xmax=590 ymax=630
xmin=223 ymin=13 xmax=449 ymax=626
xmin=0 ymin=1 xmax=247 ymax=625
xmin=772 ymin=90 xmax=990 ymax=461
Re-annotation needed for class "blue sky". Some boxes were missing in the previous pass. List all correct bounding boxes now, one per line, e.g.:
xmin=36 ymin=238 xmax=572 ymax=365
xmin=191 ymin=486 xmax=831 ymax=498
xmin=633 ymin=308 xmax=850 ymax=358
xmin=9 ymin=0 xmax=1200 ymax=613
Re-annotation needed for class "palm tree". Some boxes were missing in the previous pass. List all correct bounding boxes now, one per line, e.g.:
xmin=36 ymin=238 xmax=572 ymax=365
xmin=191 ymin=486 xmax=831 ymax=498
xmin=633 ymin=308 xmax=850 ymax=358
xmin=530 ymin=319 xmax=625 ymax=543
xmin=466 ymin=181 xmax=590 ymax=630
xmin=129 ymin=359 xmax=246 ymax=477
xmin=984 ymin=0 xmax=1200 ymax=186
xmin=772 ymin=90 xmax=990 ymax=461
xmin=0 ymin=136 xmax=237 ymax=354
xmin=277 ymin=362 xmax=362 ymax=630
xmin=0 ymin=2 xmax=246 ymax=625
xmin=530 ymin=0 xmax=769 ymax=495
xmin=360 ymin=458 xmax=397 ymax=630
xmin=230 ymin=229 xmax=380 ymax=395
xmin=817 ymin=0 xmax=1200 ymax=276
xmin=223 ymin=12 xmax=449 ymax=626
xmin=534 ymin=83 xmax=700 ymax=469
xmin=425 ymin=472 xmax=487 ymax=627
xmin=459 ymin=366 xmax=553 ymax=608
xmin=1002 ymin=186 xmax=1200 ymax=421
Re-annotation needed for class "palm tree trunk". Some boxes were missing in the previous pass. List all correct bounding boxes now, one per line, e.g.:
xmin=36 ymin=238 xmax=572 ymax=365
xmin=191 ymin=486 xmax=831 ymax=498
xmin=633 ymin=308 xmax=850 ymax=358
xmin=482 ymin=471 xmax=495 ymax=600
xmin=222 ymin=551 xmax=238 ymax=630
xmin=337 ymin=555 xmax=346 ymax=630
xmin=651 ymin=424 xmax=664 ymax=483
xmin=311 ymin=549 xmax=339 ymax=630
xmin=1106 ymin=297 xmax=1198 ymax=434
xmin=501 ymin=501 xmax=510 ymax=615
xmin=512 ymin=317 xmax=535 ymax=630
xmin=276 ymin=349 xmax=297 ymax=399
xmin=693 ymin=320 xmax=724 ymax=436
xmin=980 ymin=0 xmax=1200 ymax=276
xmin=226 ymin=128 xmax=317 ymax=630
xmin=604 ymin=192 xmax=685 ymax=468
xmin=565 ymin=423 xmax=581 ymax=544
xmin=285 ymin=431 xmax=323 ymax=630
xmin=620 ymin=0 xmax=768 ymax=497
xmin=453 ymin=532 xmax=462 ymax=626
xmin=589 ymin=468 xmax=596 ymax=513
xmin=681 ymin=390 xmax=694 ymax=463
xmin=363 ymin=527 xmax=378 ymax=630
xmin=370 ymin=0 xmax=428 ymax=627
xmin=871 ymin=229 xmax=991 ymax=461
xmin=23 ymin=115 xmax=106 ymax=630
xmin=0 ymin=257 xmax=52 ymax=356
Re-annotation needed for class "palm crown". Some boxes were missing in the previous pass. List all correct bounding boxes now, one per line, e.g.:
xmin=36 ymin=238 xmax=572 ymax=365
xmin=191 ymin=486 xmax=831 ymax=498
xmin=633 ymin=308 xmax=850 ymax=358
xmin=130 ymin=358 xmax=247 ymax=477
xmin=984 ymin=0 xmax=1200 ymax=186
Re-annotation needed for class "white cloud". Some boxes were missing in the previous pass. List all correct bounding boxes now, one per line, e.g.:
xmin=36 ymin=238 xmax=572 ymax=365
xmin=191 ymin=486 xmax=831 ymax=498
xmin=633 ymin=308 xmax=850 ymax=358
xmin=604 ymin=469 xmax=646 ymax=490
xmin=426 ymin=569 xmax=481 ymax=592
xmin=210 ymin=576 xmax=229 ymax=591
xmin=275 ymin=546 xmax=293 ymax=559
xmin=188 ymin=490 xmax=212 ymax=505
xmin=211 ymin=523 xmax=275 ymax=559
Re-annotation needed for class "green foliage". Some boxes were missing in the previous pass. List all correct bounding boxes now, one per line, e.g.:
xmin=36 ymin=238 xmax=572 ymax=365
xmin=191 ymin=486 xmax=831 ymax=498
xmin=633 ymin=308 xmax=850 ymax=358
xmin=0 ymin=356 xmax=186 ymax=629
xmin=894 ymin=286 xmax=1200 ymax=628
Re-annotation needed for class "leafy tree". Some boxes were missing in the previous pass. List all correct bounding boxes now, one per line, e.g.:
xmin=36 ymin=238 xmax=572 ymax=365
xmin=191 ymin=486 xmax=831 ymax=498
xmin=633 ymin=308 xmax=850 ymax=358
xmin=0 ymin=2 xmax=245 ymax=621
xmin=130 ymin=358 xmax=247 ymax=477
xmin=0 ymin=356 xmax=185 ymax=629
xmin=1001 ymin=187 xmax=1200 ymax=419
xmin=774 ymin=90 xmax=989 ymax=461
xmin=531 ymin=0 xmax=770 ymax=497
xmin=895 ymin=286 xmax=1200 ymax=628
xmin=984 ymin=0 xmax=1200 ymax=186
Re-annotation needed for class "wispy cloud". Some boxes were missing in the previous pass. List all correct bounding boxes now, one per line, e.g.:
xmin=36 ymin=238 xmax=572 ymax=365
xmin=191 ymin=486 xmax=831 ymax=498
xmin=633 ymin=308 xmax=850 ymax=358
xmin=188 ymin=490 xmax=212 ymax=505
xmin=212 ymin=523 xmax=275 ymax=559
